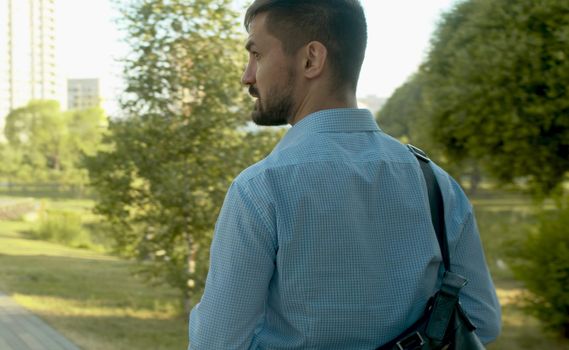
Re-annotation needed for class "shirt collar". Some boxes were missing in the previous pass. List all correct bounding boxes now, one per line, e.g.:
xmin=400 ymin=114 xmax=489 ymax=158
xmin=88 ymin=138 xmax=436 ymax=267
xmin=276 ymin=108 xmax=381 ymax=150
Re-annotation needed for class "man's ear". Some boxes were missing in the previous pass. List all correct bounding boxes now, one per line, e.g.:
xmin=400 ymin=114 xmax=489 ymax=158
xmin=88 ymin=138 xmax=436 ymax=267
xmin=301 ymin=41 xmax=328 ymax=79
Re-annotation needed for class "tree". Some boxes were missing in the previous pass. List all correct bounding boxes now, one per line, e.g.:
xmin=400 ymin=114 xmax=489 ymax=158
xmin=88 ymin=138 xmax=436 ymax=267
xmin=376 ymin=73 xmax=439 ymax=162
xmin=1 ymin=100 xmax=106 ymax=186
xmin=423 ymin=0 xmax=569 ymax=194
xmin=67 ymin=107 xmax=108 ymax=157
xmin=0 ymin=143 xmax=25 ymax=185
xmin=377 ymin=73 xmax=484 ymax=193
xmin=376 ymin=73 xmax=426 ymax=144
xmin=4 ymin=100 xmax=66 ymax=180
xmin=86 ymin=0 xmax=281 ymax=311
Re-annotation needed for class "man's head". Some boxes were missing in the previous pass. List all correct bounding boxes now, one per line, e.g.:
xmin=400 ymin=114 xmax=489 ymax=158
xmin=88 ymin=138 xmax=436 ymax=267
xmin=242 ymin=0 xmax=367 ymax=126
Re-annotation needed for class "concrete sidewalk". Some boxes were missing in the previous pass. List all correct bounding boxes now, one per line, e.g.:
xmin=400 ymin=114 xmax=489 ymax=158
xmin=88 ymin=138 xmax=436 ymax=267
xmin=0 ymin=292 xmax=80 ymax=350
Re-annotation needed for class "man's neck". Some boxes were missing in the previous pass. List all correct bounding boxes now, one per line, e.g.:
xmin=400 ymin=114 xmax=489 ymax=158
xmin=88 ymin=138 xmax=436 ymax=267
xmin=289 ymin=92 xmax=358 ymax=126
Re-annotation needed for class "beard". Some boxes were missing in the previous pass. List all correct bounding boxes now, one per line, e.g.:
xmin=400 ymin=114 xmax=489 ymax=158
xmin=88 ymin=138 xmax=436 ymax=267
xmin=249 ymin=74 xmax=296 ymax=126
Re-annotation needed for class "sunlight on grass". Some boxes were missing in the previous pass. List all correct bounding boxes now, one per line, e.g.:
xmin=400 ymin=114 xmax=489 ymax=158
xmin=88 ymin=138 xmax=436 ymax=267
xmin=0 ymin=220 xmax=33 ymax=237
xmin=489 ymin=282 xmax=569 ymax=350
xmin=0 ymin=234 xmax=116 ymax=261
xmin=0 ymin=213 xmax=188 ymax=350
xmin=13 ymin=294 xmax=178 ymax=320
xmin=496 ymin=287 xmax=525 ymax=306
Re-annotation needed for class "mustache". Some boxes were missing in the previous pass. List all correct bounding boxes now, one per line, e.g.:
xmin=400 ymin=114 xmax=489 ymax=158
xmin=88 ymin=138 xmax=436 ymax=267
xmin=249 ymin=86 xmax=260 ymax=98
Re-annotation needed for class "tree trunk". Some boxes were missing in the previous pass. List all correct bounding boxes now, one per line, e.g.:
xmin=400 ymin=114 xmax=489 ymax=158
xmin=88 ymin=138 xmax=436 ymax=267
xmin=184 ymin=231 xmax=193 ymax=315
xmin=469 ymin=164 xmax=482 ymax=196
xmin=183 ymin=162 xmax=194 ymax=315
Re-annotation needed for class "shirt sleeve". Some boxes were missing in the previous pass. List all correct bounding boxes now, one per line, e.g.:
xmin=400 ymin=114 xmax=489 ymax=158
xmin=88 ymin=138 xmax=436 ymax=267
xmin=189 ymin=180 xmax=277 ymax=350
xmin=451 ymin=211 xmax=502 ymax=344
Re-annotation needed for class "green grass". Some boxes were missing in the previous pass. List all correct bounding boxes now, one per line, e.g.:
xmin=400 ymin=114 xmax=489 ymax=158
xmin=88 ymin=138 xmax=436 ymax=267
xmin=0 ymin=184 xmax=92 ymax=200
xmin=0 ymin=204 xmax=188 ymax=350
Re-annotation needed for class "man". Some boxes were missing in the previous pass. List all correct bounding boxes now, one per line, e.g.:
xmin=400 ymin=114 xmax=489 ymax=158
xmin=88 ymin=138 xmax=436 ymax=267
xmin=189 ymin=0 xmax=501 ymax=349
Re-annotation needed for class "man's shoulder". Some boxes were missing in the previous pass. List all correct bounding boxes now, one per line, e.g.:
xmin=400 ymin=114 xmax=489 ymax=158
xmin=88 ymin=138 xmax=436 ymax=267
xmin=232 ymin=154 xmax=276 ymax=188
xmin=235 ymin=160 xmax=264 ymax=181
xmin=233 ymin=133 xmax=413 ymax=188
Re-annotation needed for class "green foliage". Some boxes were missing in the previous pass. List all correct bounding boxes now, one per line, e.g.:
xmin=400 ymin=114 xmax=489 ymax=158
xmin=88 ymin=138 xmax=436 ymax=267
xmin=0 ymin=143 xmax=23 ymax=180
xmin=3 ymin=100 xmax=63 ymax=182
xmin=87 ymin=0 xmax=282 ymax=309
xmin=375 ymin=73 xmax=444 ymax=165
xmin=376 ymin=74 xmax=428 ymax=144
xmin=422 ymin=0 xmax=569 ymax=194
xmin=35 ymin=210 xmax=86 ymax=246
xmin=67 ymin=107 xmax=108 ymax=157
xmin=1 ymin=100 xmax=107 ymax=186
xmin=376 ymin=74 xmax=483 ymax=192
xmin=508 ymin=200 xmax=569 ymax=339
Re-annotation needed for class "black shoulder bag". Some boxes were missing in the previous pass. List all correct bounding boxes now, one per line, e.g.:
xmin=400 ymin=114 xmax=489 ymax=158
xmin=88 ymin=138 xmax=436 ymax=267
xmin=376 ymin=145 xmax=486 ymax=350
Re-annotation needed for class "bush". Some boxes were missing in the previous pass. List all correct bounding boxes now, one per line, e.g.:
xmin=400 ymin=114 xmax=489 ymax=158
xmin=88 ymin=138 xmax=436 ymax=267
xmin=83 ymin=221 xmax=115 ymax=252
xmin=35 ymin=210 xmax=86 ymax=245
xmin=508 ymin=201 xmax=569 ymax=339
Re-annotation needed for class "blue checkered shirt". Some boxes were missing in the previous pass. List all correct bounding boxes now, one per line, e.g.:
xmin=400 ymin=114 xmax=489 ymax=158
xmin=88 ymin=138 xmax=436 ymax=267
xmin=189 ymin=109 xmax=501 ymax=349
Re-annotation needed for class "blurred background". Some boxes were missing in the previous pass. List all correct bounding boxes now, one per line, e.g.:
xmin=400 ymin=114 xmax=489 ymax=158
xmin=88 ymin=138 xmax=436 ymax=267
xmin=0 ymin=0 xmax=568 ymax=349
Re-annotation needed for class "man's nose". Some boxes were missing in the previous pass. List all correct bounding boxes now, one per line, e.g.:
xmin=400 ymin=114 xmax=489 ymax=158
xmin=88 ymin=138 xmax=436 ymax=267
xmin=241 ymin=62 xmax=256 ymax=86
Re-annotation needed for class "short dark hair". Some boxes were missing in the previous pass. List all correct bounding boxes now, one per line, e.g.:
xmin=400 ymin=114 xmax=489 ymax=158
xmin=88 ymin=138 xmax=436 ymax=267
xmin=245 ymin=0 xmax=367 ymax=91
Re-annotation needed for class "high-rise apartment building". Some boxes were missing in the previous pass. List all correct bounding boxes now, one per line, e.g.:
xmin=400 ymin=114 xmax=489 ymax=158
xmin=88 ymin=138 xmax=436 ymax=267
xmin=67 ymin=78 xmax=100 ymax=110
xmin=0 ymin=0 xmax=58 ymax=131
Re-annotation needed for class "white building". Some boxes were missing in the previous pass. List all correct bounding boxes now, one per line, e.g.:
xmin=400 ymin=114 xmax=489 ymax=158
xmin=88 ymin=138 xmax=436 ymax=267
xmin=67 ymin=78 xmax=100 ymax=110
xmin=0 ymin=0 xmax=58 ymax=132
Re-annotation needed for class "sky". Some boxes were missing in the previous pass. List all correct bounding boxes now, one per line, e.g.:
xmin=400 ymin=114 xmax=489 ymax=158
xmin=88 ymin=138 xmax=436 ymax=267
xmin=55 ymin=0 xmax=460 ymax=114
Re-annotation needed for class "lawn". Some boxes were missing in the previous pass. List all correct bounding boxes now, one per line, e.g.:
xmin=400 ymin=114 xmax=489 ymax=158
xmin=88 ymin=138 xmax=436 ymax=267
xmin=0 ymin=193 xmax=568 ymax=349
xmin=0 ymin=199 xmax=188 ymax=350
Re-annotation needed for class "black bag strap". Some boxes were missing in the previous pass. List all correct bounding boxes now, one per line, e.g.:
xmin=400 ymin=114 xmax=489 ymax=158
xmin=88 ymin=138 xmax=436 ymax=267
xmin=407 ymin=144 xmax=450 ymax=271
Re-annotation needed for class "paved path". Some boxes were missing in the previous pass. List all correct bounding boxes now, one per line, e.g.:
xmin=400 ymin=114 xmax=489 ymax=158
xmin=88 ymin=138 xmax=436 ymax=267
xmin=0 ymin=293 xmax=80 ymax=350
